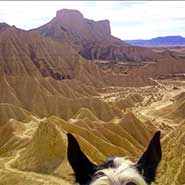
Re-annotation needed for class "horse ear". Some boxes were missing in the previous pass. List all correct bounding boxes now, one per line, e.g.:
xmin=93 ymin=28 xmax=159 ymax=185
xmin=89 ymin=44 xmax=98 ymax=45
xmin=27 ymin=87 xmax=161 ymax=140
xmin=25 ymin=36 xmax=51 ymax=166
xmin=137 ymin=131 xmax=162 ymax=184
xmin=67 ymin=133 xmax=97 ymax=184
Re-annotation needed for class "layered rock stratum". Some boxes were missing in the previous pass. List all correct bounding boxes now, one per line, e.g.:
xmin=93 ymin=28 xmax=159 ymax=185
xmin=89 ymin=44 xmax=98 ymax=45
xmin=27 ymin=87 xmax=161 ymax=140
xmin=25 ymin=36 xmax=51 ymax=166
xmin=34 ymin=9 xmax=164 ymax=62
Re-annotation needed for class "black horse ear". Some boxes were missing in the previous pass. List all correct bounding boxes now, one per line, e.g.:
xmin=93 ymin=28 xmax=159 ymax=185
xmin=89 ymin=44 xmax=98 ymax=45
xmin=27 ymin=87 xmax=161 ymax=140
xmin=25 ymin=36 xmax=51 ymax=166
xmin=137 ymin=131 xmax=162 ymax=184
xmin=67 ymin=133 xmax=97 ymax=184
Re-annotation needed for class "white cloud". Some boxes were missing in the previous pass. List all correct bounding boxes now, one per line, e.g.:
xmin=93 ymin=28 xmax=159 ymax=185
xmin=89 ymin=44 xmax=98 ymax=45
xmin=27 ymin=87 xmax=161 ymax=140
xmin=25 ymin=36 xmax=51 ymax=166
xmin=0 ymin=1 xmax=185 ymax=39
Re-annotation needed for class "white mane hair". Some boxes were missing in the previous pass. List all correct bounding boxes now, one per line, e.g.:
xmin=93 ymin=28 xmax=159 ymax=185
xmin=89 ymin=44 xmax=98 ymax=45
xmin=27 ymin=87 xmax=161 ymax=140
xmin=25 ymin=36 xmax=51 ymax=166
xmin=90 ymin=157 xmax=147 ymax=185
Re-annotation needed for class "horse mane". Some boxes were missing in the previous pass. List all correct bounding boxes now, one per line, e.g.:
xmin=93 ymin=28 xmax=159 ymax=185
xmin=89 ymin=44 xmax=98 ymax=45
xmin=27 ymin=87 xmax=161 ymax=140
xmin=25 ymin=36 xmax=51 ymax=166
xmin=90 ymin=157 xmax=147 ymax=185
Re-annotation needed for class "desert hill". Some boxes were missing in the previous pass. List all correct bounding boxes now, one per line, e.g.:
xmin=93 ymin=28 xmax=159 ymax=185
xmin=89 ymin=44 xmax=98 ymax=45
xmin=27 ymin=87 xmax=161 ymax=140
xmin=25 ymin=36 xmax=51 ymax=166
xmin=0 ymin=24 xmax=161 ymax=86
xmin=33 ymin=9 xmax=163 ymax=62
xmin=153 ymin=91 xmax=185 ymax=123
xmin=0 ymin=24 xmax=163 ymax=124
xmin=0 ymin=23 xmax=11 ymax=32
xmin=11 ymin=119 xmax=67 ymax=173
xmin=0 ymin=71 xmax=185 ymax=185
xmin=0 ymin=24 xmax=88 ymax=80
xmin=157 ymin=120 xmax=185 ymax=185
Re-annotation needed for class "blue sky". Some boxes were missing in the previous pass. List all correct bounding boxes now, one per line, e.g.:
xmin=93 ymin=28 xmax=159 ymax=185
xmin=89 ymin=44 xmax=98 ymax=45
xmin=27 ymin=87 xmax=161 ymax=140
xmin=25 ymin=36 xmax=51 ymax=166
xmin=0 ymin=1 xmax=185 ymax=40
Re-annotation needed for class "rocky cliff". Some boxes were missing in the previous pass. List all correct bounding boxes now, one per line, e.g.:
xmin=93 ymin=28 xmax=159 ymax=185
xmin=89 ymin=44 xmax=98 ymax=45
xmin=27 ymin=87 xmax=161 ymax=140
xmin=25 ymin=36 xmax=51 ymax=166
xmin=34 ymin=9 xmax=162 ymax=62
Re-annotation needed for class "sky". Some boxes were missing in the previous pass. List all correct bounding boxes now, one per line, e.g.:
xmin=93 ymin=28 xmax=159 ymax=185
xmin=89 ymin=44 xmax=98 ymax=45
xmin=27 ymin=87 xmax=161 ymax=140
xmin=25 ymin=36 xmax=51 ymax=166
xmin=0 ymin=1 xmax=185 ymax=40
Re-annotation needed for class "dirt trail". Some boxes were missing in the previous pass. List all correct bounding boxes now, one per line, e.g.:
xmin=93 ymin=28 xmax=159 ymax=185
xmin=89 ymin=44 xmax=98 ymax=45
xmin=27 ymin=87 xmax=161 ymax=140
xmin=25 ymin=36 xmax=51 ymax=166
xmin=98 ymin=81 xmax=185 ymax=130
xmin=1 ymin=149 xmax=70 ymax=185
xmin=136 ymin=80 xmax=185 ymax=129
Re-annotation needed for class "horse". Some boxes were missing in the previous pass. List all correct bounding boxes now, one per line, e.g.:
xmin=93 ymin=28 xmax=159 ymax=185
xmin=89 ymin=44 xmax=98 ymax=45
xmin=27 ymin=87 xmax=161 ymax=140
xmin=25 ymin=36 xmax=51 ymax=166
xmin=67 ymin=131 xmax=162 ymax=185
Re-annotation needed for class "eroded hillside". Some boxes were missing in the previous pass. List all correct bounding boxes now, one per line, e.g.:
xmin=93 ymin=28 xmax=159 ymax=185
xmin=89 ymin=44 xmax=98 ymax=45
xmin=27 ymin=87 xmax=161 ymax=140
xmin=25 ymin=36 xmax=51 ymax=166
xmin=34 ymin=9 xmax=165 ymax=62
xmin=0 ymin=15 xmax=185 ymax=185
xmin=1 ymin=74 xmax=185 ymax=185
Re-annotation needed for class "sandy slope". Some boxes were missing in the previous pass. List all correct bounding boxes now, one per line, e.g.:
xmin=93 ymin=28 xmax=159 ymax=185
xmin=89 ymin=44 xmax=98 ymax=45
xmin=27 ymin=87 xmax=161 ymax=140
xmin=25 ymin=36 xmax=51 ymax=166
xmin=0 ymin=78 xmax=185 ymax=184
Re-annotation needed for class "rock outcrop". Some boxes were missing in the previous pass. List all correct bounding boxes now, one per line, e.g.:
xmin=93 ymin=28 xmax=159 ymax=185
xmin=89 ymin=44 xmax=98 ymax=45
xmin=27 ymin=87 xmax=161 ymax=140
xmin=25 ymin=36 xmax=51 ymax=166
xmin=34 ymin=9 xmax=162 ymax=62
